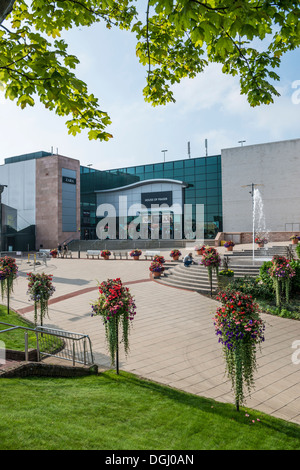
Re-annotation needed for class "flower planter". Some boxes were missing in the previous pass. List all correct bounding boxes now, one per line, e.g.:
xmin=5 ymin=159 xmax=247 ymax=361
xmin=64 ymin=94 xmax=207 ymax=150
xmin=103 ymin=255 xmax=110 ymax=260
xmin=258 ymin=243 xmax=264 ymax=248
xmin=52 ymin=254 xmax=57 ymax=258
xmin=292 ymin=239 xmax=298 ymax=245
xmin=152 ymin=271 xmax=161 ymax=278
xmin=196 ymin=249 xmax=204 ymax=255
xmin=218 ymin=275 xmax=234 ymax=289
xmin=226 ymin=246 xmax=233 ymax=252
xmin=133 ymin=256 xmax=140 ymax=260
xmin=172 ymin=255 xmax=179 ymax=261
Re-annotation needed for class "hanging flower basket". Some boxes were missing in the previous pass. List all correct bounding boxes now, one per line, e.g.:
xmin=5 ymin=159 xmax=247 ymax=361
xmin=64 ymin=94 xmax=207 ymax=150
xmin=200 ymin=247 xmax=221 ymax=297
xmin=91 ymin=278 xmax=136 ymax=374
xmin=27 ymin=272 xmax=55 ymax=326
xmin=214 ymin=291 xmax=265 ymax=411
xmin=267 ymin=255 xmax=296 ymax=307
xmin=0 ymin=256 xmax=18 ymax=315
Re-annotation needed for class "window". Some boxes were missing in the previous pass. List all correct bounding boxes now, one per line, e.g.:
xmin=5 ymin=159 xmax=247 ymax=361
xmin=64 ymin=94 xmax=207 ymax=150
xmin=174 ymin=160 xmax=184 ymax=169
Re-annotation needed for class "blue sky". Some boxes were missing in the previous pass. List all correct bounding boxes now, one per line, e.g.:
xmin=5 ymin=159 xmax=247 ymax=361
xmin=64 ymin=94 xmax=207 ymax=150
xmin=0 ymin=19 xmax=299 ymax=170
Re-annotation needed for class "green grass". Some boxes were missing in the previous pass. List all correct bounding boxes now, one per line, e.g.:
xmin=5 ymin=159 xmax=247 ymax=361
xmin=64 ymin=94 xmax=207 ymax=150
xmin=0 ymin=305 xmax=37 ymax=350
xmin=0 ymin=371 xmax=299 ymax=450
xmin=0 ymin=305 xmax=63 ymax=354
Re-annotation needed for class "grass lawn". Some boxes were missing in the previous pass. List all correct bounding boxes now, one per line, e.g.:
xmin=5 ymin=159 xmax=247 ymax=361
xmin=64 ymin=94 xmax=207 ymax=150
xmin=0 ymin=371 xmax=299 ymax=450
xmin=0 ymin=305 xmax=37 ymax=350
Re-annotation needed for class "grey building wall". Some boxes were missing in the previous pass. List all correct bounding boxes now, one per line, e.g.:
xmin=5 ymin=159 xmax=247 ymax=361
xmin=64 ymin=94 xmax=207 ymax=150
xmin=221 ymin=139 xmax=300 ymax=233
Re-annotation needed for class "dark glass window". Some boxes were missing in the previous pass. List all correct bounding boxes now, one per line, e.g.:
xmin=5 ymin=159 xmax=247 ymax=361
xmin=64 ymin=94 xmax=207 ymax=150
xmin=145 ymin=164 xmax=153 ymax=172
xmin=207 ymin=179 xmax=218 ymax=189
xmin=206 ymin=164 xmax=218 ymax=173
xmin=174 ymin=160 xmax=184 ymax=169
xmin=207 ymin=156 xmax=218 ymax=165
xmin=136 ymin=166 xmax=145 ymax=174
xmin=154 ymin=163 xmax=163 ymax=171
xmin=184 ymin=168 xmax=195 ymax=176
xmin=164 ymin=162 xmax=173 ymax=170
xmin=184 ymin=159 xmax=195 ymax=168
xmin=195 ymin=158 xmax=206 ymax=167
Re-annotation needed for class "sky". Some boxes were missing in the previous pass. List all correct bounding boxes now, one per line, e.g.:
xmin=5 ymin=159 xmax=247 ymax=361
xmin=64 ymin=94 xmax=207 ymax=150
xmin=0 ymin=17 xmax=299 ymax=171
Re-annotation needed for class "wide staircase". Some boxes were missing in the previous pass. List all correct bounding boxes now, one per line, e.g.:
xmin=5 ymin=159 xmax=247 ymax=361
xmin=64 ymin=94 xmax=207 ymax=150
xmin=158 ymin=262 xmax=261 ymax=295
xmin=225 ymin=245 xmax=296 ymax=258
xmin=157 ymin=244 xmax=298 ymax=295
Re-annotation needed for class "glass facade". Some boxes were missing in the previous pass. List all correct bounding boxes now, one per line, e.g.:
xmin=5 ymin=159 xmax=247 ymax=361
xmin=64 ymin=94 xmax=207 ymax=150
xmin=80 ymin=155 xmax=222 ymax=240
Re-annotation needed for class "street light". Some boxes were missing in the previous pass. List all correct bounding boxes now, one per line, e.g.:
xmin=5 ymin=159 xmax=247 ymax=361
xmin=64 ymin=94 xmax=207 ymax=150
xmin=161 ymin=149 xmax=168 ymax=162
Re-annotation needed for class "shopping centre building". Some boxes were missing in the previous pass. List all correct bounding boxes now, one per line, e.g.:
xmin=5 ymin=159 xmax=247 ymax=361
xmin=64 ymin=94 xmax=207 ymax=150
xmin=0 ymin=138 xmax=299 ymax=251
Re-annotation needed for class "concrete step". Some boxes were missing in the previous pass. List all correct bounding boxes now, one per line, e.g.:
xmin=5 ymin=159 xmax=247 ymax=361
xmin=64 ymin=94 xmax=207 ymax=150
xmin=158 ymin=260 xmax=261 ymax=294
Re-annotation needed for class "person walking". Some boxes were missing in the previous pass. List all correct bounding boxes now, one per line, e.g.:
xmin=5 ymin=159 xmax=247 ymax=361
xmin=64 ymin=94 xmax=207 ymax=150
xmin=62 ymin=242 xmax=68 ymax=258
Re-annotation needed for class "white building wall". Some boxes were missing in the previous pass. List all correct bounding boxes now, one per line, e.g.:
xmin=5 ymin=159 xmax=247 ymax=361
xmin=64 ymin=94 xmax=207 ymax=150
xmin=221 ymin=139 xmax=300 ymax=232
xmin=0 ymin=159 xmax=36 ymax=230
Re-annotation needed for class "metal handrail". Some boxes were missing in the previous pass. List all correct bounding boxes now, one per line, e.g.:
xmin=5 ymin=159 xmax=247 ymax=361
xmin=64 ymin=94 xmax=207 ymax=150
xmin=0 ymin=322 xmax=95 ymax=366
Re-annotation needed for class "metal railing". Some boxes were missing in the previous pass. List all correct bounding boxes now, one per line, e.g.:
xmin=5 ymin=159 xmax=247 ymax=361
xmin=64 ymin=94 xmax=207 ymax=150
xmin=0 ymin=322 xmax=95 ymax=366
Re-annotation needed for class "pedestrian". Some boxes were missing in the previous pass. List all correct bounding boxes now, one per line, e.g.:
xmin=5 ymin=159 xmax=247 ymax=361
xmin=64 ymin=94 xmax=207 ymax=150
xmin=183 ymin=252 xmax=195 ymax=267
xmin=57 ymin=244 xmax=62 ymax=257
xmin=62 ymin=242 xmax=68 ymax=258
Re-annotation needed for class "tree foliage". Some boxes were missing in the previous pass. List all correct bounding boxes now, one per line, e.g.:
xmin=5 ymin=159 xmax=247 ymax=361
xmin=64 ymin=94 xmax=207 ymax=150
xmin=0 ymin=0 xmax=299 ymax=140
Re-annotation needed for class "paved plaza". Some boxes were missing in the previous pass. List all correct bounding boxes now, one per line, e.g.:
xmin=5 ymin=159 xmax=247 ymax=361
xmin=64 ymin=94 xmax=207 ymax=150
xmin=7 ymin=246 xmax=300 ymax=426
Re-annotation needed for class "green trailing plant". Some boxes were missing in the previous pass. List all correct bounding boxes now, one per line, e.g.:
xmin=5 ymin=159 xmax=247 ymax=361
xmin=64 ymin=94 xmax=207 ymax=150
xmin=0 ymin=256 xmax=18 ymax=315
xmin=268 ymin=256 xmax=296 ymax=307
xmin=91 ymin=278 xmax=136 ymax=374
xmin=214 ymin=291 xmax=265 ymax=411
xmin=290 ymin=260 xmax=300 ymax=295
xmin=27 ymin=272 xmax=55 ymax=326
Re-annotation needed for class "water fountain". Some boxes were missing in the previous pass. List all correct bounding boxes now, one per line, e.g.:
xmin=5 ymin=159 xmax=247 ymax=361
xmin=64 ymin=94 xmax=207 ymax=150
xmin=251 ymin=188 xmax=272 ymax=264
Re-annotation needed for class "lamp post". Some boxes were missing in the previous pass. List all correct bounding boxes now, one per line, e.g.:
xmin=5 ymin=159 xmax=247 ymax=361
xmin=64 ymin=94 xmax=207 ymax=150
xmin=161 ymin=149 xmax=168 ymax=162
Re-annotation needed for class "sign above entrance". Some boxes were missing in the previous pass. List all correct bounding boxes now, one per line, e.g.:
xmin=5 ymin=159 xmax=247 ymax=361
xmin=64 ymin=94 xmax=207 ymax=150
xmin=141 ymin=191 xmax=173 ymax=208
